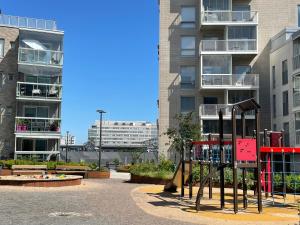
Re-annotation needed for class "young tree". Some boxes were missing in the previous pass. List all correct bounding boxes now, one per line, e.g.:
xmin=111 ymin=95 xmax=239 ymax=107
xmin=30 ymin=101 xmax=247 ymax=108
xmin=165 ymin=112 xmax=201 ymax=154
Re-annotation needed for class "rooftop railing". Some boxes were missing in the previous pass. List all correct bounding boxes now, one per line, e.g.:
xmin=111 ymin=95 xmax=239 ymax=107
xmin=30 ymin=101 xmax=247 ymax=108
xmin=201 ymin=74 xmax=259 ymax=88
xmin=15 ymin=117 xmax=60 ymax=133
xmin=16 ymin=82 xmax=62 ymax=100
xmin=201 ymin=11 xmax=258 ymax=24
xmin=0 ymin=14 xmax=57 ymax=31
xmin=201 ymin=39 xmax=257 ymax=52
xmin=18 ymin=47 xmax=63 ymax=67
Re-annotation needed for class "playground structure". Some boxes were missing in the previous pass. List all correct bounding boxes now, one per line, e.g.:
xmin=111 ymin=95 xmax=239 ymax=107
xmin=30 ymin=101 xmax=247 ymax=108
xmin=165 ymin=98 xmax=300 ymax=214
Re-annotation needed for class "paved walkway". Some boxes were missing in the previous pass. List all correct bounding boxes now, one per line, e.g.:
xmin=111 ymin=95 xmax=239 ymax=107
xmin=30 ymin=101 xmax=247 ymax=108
xmin=0 ymin=179 xmax=195 ymax=225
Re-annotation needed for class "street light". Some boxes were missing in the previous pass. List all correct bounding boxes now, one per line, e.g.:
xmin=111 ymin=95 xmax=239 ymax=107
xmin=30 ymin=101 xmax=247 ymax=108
xmin=96 ymin=109 xmax=106 ymax=171
xmin=65 ymin=131 xmax=69 ymax=163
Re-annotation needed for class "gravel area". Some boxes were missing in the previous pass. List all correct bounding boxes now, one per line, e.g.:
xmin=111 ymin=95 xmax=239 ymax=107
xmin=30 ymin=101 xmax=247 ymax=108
xmin=0 ymin=179 xmax=195 ymax=225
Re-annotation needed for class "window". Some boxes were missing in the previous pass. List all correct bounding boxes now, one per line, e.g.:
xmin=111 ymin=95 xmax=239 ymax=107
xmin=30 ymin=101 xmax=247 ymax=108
xmin=203 ymin=97 xmax=218 ymax=104
xmin=8 ymin=74 xmax=13 ymax=81
xmin=5 ymin=106 xmax=12 ymax=116
xmin=180 ymin=66 xmax=195 ymax=89
xmin=273 ymin=124 xmax=277 ymax=131
xmin=228 ymin=26 xmax=256 ymax=39
xmin=272 ymin=66 xmax=276 ymax=89
xmin=228 ymin=90 xmax=254 ymax=104
xmin=10 ymin=41 xmax=15 ymax=49
xmin=282 ymin=91 xmax=289 ymax=116
xmin=181 ymin=36 xmax=195 ymax=56
xmin=295 ymin=112 xmax=300 ymax=145
xmin=0 ymin=39 xmax=4 ymax=57
xmin=202 ymin=55 xmax=231 ymax=74
xmin=181 ymin=6 xmax=196 ymax=28
xmin=282 ymin=60 xmax=288 ymax=85
xmin=298 ymin=5 xmax=300 ymax=27
xmin=22 ymin=139 xmax=33 ymax=151
xmin=24 ymin=106 xmax=49 ymax=118
xmin=283 ymin=122 xmax=290 ymax=146
xmin=273 ymin=95 xmax=276 ymax=118
xmin=36 ymin=140 xmax=47 ymax=151
xmin=203 ymin=0 xmax=229 ymax=10
xmin=181 ymin=96 xmax=195 ymax=113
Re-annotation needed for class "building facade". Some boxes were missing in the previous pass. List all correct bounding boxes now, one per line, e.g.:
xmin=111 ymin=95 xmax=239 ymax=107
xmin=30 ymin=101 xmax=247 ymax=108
xmin=159 ymin=0 xmax=300 ymax=157
xmin=88 ymin=121 xmax=158 ymax=149
xmin=270 ymin=28 xmax=300 ymax=147
xmin=0 ymin=14 xmax=63 ymax=160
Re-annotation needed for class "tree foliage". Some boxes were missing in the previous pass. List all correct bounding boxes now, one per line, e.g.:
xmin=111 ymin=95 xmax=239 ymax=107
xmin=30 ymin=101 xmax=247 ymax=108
xmin=165 ymin=112 xmax=201 ymax=153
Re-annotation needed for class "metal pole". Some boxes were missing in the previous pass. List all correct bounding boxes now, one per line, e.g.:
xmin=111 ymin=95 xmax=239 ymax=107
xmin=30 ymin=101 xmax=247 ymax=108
xmin=263 ymin=129 xmax=268 ymax=198
xmin=256 ymin=109 xmax=262 ymax=213
xmin=241 ymin=112 xmax=247 ymax=209
xmin=99 ymin=112 xmax=103 ymax=171
xmin=232 ymin=107 xmax=238 ymax=214
xmin=189 ymin=141 xmax=193 ymax=199
xmin=65 ymin=131 xmax=69 ymax=163
xmin=219 ymin=110 xmax=225 ymax=209
xmin=208 ymin=134 xmax=213 ymax=200
xmin=181 ymin=141 xmax=185 ymax=198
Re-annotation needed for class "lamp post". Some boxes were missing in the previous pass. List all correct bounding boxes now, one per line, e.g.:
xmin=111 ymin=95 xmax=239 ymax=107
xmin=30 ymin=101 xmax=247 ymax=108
xmin=65 ymin=131 xmax=69 ymax=163
xmin=96 ymin=109 xmax=106 ymax=171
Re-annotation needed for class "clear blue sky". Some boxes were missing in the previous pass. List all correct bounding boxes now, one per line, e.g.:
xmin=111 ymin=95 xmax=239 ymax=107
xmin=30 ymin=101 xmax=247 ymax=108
xmin=2 ymin=0 xmax=159 ymax=144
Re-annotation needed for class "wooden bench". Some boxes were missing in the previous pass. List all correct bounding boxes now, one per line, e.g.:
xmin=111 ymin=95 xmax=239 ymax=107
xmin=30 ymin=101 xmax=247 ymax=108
xmin=55 ymin=165 xmax=90 ymax=178
xmin=12 ymin=165 xmax=47 ymax=175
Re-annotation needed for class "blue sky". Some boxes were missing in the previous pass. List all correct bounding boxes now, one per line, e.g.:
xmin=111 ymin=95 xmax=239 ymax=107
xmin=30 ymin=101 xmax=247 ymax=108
xmin=2 ymin=0 xmax=159 ymax=144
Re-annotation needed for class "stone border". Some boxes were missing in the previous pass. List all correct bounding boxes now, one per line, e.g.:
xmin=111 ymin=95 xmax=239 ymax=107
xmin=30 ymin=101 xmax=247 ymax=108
xmin=87 ymin=171 xmax=110 ymax=179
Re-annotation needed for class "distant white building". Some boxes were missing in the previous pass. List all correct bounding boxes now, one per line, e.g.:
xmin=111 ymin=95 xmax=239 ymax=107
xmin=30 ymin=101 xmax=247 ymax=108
xmin=60 ymin=133 xmax=76 ymax=145
xmin=88 ymin=121 xmax=158 ymax=149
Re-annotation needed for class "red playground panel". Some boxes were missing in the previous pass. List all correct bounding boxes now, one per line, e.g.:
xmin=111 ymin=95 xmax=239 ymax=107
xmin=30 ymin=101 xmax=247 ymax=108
xmin=261 ymin=147 xmax=300 ymax=153
xmin=236 ymin=138 xmax=257 ymax=161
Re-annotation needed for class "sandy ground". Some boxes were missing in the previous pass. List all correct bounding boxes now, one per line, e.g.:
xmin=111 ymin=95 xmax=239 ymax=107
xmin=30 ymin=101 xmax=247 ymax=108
xmin=131 ymin=185 xmax=300 ymax=225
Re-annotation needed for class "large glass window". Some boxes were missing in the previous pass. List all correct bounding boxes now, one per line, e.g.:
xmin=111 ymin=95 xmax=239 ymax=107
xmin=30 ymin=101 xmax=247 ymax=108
xmin=36 ymin=140 xmax=47 ymax=151
xmin=24 ymin=106 xmax=49 ymax=117
xmin=282 ymin=60 xmax=288 ymax=85
xmin=203 ymin=0 xmax=229 ymax=10
xmin=272 ymin=66 xmax=276 ymax=89
xmin=181 ymin=7 xmax=195 ymax=28
xmin=282 ymin=91 xmax=289 ymax=116
xmin=0 ymin=39 xmax=4 ymax=57
xmin=233 ymin=65 xmax=251 ymax=74
xmin=180 ymin=66 xmax=195 ymax=89
xmin=22 ymin=140 xmax=33 ymax=151
xmin=293 ymin=38 xmax=300 ymax=70
xmin=181 ymin=36 xmax=196 ymax=56
xmin=228 ymin=90 xmax=254 ymax=104
xmin=294 ymin=76 xmax=300 ymax=107
xmin=283 ymin=122 xmax=290 ymax=146
xmin=202 ymin=55 xmax=231 ymax=74
xmin=228 ymin=26 xmax=256 ymax=39
xmin=181 ymin=96 xmax=195 ymax=113
xmin=298 ymin=5 xmax=300 ymax=27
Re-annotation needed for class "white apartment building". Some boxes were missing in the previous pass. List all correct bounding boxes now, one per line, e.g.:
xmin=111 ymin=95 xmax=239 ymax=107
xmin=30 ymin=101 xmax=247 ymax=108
xmin=88 ymin=121 xmax=158 ymax=149
xmin=270 ymin=27 xmax=300 ymax=147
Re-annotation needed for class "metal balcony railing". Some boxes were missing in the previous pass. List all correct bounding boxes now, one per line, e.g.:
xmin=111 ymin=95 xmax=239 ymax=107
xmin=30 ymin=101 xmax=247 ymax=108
xmin=18 ymin=48 xmax=63 ymax=66
xmin=15 ymin=117 xmax=61 ymax=133
xmin=0 ymin=14 xmax=57 ymax=31
xmin=201 ymin=39 xmax=257 ymax=52
xmin=201 ymin=11 xmax=258 ymax=24
xmin=199 ymin=104 xmax=255 ymax=117
xmin=201 ymin=74 xmax=259 ymax=88
xmin=16 ymin=82 xmax=62 ymax=100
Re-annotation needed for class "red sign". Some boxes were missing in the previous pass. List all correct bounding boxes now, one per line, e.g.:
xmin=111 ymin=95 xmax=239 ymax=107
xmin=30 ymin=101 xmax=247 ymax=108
xmin=236 ymin=138 xmax=256 ymax=161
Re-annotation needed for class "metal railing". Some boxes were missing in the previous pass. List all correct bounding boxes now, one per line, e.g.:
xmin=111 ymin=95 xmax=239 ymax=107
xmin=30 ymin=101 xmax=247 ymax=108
xmin=201 ymin=39 xmax=257 ymax=52
xmin=16 ymin=82 xmax=62 ymax=100
xmin=18 ymin=48 xmax=63 ymax=66
xmin=202 ymin=74 xmax=259 ymax=87
xmin=201 ymin=11 xmax=258 ymax=24
xmin=199 ymin=104 xmax=255 ymax=117
xmin=15 ymin=117 xmax=61 ymax=133
xmin=0 ymin=14 xmax=57 ymax=31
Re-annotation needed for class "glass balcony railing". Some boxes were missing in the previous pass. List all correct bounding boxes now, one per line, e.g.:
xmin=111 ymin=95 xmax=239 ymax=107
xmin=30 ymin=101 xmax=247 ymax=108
xmin=201 ymin=11 xmax=258 ymax=24
xmin=202 ymin=74 xmax=259 ymax=88
xmin=201 ymin=39 xmax=257 ymax=52
xmin=18 ymin=48 xmax=63 ymax=66
xmin=16 ymin=82 xmax=62 ymax=100
xmin=0 ymin=14 xmax=57 ymax=31
xmin=199 ymin=104 xmax=255 ymax=117
xmin=15 ymin=117 xmax=61 ymax=133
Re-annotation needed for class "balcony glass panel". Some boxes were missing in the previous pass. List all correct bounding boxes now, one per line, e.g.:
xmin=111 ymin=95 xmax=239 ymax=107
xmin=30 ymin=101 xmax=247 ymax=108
xmin=17 ymin=82 xmax=61 ymax=100
xmin=202 ymin=74 xmax=259 ymax=87
xmin=201 ymin=40 xmax=257 ymax=52
xmin=15 ymin=117 xmax=60 ymax=133
xmin=202 ymin=11 xmax=257 ymax=23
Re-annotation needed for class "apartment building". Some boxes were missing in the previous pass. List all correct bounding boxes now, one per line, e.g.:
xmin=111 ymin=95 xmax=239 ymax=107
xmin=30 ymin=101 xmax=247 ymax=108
xmin=88 ymin=121 xmax=158 ymax=149
xmin=0 ymin=14 xmax=63 ymax=160
xmin=159 ymin=0 xmax=300 ymax=157
xmin=270 ymin=27 xmax=300 ymax=147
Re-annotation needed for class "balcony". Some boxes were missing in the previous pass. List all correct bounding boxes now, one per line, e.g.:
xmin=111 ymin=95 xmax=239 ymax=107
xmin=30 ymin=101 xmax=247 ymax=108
xmin=16 ymin=82 xmax=62 ymax=101
xmin=200 ymin=39 xmax=257 ymax=54
xmin=0 ymin=14 xmax=57 ymax=31
xmin=18 ymin=48 xmax=63 ymax=67
xmin=201 ymin=74 xmax=259 ymax=89
xmin=199 ymin=104 xmax=255 ymax=118
xmin=201 ymin=11 xmax=258 ymax=25
xmin=15 ymin=117 xmax=61 ymax=138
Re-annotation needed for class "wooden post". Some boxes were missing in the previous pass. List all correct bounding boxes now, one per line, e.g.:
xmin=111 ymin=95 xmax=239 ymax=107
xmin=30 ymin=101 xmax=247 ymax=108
xmin=232 ymin=107 xmax=238 ymax=214
xmin=241 ymin=112 xmax=247 ymax=209
xmin=219 ymin=110 xmax=225 ymax=209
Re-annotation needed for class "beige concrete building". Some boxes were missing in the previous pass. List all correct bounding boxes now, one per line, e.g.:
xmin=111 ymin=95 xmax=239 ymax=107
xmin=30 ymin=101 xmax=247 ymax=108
xmin=270 ymin=27 xmax=300 ymax=147
xmin=159 ymin=0 xmax=300 ymax=157
xmin=0 ymin=14 xmax=63 ymax=160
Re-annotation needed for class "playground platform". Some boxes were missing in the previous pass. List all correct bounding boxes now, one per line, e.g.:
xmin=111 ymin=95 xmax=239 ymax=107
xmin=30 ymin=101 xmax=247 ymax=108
xmin=131 ymin=185 xmax=300 ymax=225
